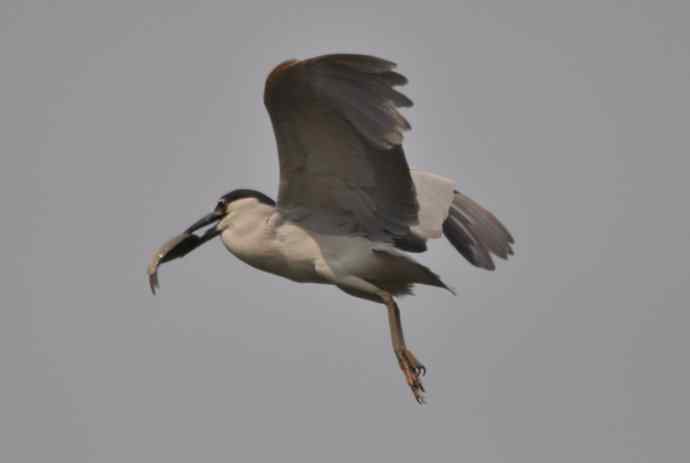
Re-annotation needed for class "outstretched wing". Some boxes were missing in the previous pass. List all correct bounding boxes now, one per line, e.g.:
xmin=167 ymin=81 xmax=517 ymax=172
xmin=264 ymin=54 xmax=419 ymax=239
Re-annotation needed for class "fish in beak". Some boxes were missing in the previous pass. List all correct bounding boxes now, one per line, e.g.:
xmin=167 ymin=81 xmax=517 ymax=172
xmin=147 ymin=210 xmax=223 ymax=294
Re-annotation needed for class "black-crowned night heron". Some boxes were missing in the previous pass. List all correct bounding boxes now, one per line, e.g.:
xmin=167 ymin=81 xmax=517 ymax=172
xmin=148 ymin=54 xmax=514 ymax=403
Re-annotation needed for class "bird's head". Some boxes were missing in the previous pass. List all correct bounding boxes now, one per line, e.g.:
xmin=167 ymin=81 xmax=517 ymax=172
xmin=185 ymin=188 xmax=277 ymax=238
xmin=212 ymin=189 xmax=276 ymax=226
xmin=147 ymin=189 xmax=275 ymax=293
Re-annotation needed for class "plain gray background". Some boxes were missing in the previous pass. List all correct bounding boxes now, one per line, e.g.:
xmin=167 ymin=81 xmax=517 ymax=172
xmin=3 ymin=1 xmax=689 ymax=461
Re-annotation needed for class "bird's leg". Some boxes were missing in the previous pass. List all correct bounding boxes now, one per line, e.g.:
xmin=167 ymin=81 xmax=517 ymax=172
xmin=382 ymin=293 xmax=427 ymax=404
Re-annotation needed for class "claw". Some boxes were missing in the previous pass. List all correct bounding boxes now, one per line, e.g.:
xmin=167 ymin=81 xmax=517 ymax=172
xmin=411 ymin=380 xmax=426 ymax=404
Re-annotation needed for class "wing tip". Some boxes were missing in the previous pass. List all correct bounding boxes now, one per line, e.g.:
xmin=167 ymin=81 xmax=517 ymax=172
xmin=267 ymin=58 xmax=299 ymax=81
xmin=264 ymin=58 xmax=300 ymax=105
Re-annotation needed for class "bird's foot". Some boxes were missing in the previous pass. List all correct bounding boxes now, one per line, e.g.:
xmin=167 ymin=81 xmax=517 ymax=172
xmin=395 ymin=348 xmax=427 ymax=404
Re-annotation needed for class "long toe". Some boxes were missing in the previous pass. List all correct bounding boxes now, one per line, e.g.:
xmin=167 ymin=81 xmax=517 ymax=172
xmin=396 ymin=349 xmax=427 ymax=404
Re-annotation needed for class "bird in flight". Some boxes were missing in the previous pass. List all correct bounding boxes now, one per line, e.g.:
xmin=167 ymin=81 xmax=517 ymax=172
xmin=148 ymin=54 xmax=514 ymax=403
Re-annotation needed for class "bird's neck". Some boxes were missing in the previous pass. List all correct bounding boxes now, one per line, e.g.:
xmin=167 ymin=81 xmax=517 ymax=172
xmin=219 ymin=203 xmax=277 ymax=262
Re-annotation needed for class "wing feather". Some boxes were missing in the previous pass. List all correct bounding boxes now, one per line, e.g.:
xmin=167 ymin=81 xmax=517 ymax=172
xmin=264 ymin=54 xmax=418 ymax=239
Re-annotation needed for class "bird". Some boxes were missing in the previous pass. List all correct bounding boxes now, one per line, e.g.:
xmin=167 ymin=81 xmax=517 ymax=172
xmin=148 ymin=54 xmax=514 ymax=403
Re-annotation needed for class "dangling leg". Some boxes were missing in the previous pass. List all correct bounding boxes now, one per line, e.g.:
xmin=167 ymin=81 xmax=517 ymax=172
xmin=382 ymin=292 xmax=427 ymax=404
xmin=329 ymin=273 xmax=428 ymax=403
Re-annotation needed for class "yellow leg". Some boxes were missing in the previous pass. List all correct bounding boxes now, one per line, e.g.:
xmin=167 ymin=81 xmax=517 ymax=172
xmin=382 ymin=293 xmax=427 ymax=404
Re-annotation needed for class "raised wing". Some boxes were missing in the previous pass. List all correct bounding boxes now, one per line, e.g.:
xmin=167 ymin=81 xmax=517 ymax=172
xmin=264 ymin=54 xmax=419 ymax=240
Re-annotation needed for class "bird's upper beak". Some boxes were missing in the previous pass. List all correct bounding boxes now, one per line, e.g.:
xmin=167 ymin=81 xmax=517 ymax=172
xmin=184 ymin=210 xmax=224 ymax=237
xmin=147 ymin=209 xmax=224 ymax=294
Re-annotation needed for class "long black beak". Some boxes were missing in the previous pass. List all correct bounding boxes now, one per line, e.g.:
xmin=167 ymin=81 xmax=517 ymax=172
xmin=147 ymin=210 xmax=223 ymax=294
xmin=158 ymin=210 xmax=223 ymax=263
xmin=184 ymin=210 xmax=223 ymax=235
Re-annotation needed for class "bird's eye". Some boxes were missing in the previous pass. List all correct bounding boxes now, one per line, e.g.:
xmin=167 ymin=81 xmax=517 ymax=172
xmin=216 ymin=200 xmax=225 ymax=210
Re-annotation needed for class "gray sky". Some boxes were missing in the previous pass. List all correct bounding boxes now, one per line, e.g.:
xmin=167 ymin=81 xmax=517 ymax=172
xmin=3 ymin=1 xmax=690 ymax=462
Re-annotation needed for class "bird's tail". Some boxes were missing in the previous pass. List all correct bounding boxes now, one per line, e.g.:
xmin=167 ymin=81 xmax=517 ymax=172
xmin=442 ymin=191 xmax=514 ymax=270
